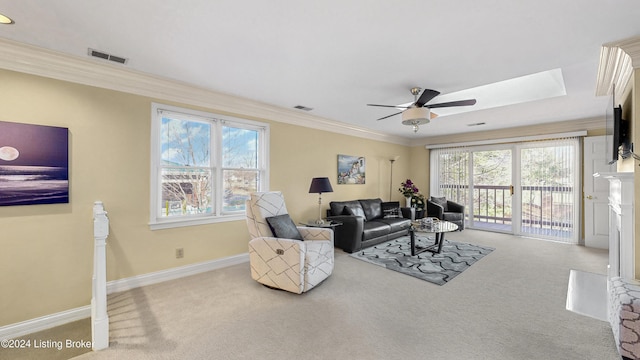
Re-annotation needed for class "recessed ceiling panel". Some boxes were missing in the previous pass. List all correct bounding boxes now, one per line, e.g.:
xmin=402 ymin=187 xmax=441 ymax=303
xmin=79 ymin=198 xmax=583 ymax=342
xmin=433 ymin=69 xmax=567 ymax=117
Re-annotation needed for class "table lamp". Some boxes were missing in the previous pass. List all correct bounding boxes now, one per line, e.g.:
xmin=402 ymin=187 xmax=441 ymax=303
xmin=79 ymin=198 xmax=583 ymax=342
xmin=308 ymin=177 xmax=333 ymax=224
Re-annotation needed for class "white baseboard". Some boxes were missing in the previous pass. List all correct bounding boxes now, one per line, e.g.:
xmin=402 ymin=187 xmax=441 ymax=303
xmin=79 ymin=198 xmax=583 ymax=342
xmin=0 ymin=253 xmax=249 ymax=340
xmin=0 ymin=306 xmax=91 ymax=340
xmin=106 ymin=252 xmax=249 ymax=294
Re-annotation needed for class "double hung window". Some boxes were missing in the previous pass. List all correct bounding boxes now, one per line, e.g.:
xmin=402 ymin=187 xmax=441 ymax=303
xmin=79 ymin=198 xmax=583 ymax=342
xmin=150 ymin=103 xmax=269 ymax=229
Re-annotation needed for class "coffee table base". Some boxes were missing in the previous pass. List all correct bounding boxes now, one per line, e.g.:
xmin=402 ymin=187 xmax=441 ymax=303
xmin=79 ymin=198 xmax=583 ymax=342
xmin=410 ymin=231 xmax=446 ymax=256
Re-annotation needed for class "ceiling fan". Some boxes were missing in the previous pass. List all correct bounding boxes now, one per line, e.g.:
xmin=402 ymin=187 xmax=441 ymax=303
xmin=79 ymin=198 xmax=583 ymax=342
xmin=367 ymin=87 xmax=476 ymax=132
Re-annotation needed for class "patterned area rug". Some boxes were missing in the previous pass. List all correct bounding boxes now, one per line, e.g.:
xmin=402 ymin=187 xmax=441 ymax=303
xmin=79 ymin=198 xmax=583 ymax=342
xmin=349 ymin=236 xmax=494 ymax=285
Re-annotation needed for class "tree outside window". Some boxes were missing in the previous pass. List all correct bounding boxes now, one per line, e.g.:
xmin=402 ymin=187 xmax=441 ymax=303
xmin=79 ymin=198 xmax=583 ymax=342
xmin=160 ymin=116 xmax=212 ymax=217
xmin=222 ymin=125 xmax=260 ymax=212
xmin=151 ymin=104 xmax=268 ymax=229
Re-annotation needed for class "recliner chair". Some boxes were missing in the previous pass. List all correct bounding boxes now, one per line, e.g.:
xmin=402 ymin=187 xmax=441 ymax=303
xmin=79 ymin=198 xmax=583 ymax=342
xmin=246 ymin=191 xmax=334 ymax=294
xmin=427 ymin=196 xmax=465 ymax=230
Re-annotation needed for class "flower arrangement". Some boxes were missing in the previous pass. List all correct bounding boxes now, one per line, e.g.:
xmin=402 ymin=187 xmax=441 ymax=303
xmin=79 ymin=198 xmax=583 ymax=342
xmin=398 ymin=179 xmax=419 ymax=197
xmin=411 ymin=193 xmax=426 ymax=210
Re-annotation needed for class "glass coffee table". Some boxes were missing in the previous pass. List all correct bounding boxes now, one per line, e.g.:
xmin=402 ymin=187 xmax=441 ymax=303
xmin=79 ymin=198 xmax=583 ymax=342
xmin=409 ymin=220 xmax=459 ymax=255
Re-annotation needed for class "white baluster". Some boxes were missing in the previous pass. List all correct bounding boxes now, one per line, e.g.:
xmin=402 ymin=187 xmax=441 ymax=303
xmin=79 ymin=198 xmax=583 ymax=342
xmin=92 ymin=201 xmax=109 ymax=351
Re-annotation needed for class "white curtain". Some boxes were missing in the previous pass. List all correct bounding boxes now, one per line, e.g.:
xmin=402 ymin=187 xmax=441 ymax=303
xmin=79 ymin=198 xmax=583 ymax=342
xmin=518 ymin=137 xmax=580 ymax=243
xmin=430 ymin=147 xmax=470 ymax=205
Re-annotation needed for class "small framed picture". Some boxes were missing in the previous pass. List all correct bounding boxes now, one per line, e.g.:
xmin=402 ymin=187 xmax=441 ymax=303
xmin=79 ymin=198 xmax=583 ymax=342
xmin=337 ymin=154 xmax=365 ymax=184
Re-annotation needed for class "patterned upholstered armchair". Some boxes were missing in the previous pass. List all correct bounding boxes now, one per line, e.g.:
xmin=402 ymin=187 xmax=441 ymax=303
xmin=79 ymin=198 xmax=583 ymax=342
xmin=246 ymin=191 xmax=334 ymax=294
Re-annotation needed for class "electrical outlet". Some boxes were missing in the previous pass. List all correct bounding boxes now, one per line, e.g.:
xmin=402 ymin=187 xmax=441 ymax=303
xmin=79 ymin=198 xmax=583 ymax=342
xmin=175 ymin=248 xmax=184 ymax=259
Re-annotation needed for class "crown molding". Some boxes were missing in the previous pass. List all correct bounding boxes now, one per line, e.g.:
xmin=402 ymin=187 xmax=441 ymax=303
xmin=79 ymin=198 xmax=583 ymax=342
xmin=424 ymin=131 xmax=587 ymax=149
xmin=596 ymin=36 xmax=640 ymax=97
xmin=410 ymin=117 xmax=604 ymax=147
xmin=0 ymin=38 xmax=410 ymax=146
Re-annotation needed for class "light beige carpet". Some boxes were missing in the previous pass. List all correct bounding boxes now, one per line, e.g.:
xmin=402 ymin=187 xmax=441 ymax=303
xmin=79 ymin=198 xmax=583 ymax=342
xmin=4 ymin=230 xmax=621 ymax=359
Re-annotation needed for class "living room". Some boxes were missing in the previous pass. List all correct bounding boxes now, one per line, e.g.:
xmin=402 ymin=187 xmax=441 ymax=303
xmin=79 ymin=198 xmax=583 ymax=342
xmin=0 ymin=44 xmax=629 ymax=360
xmin=1 ymin=2 xmax=640 ymax=359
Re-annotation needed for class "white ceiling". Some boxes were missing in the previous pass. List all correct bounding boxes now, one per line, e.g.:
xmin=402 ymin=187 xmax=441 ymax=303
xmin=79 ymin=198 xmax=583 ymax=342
xmin=1 ymin=0 xmax=640 ymax=139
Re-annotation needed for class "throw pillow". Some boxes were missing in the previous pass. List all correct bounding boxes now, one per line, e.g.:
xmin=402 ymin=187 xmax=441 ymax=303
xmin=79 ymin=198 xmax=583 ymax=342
xmin=430 ymin=196 xmax=448 ymax=211
xmin=265 ymin=214 xmax=303 ymax=240
xmin=345 ymin=205 xmax=367 ymax=220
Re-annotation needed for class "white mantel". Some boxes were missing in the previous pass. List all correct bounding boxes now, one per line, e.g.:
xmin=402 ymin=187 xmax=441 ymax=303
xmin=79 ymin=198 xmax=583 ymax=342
xmin=594 ymin=172 xmax=635 ymax=279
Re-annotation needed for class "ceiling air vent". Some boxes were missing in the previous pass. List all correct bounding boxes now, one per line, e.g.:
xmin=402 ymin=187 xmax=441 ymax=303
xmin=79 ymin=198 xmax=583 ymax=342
xmin=293 ymin=105 xmax=313 ymax=111
xmin=88 ymin=48 xmax=128 ymax=65
xmin=467 ymin=122 xmax=486 ymax=127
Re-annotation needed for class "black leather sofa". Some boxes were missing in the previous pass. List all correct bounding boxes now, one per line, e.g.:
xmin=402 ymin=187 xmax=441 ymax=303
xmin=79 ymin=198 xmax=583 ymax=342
xmin=326 ymin=198 xmax=411 ymax=253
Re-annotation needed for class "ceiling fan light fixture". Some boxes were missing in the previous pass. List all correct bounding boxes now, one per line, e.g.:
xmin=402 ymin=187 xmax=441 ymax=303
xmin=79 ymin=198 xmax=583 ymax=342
xmin=401 ymin=107 xmax=430 ymax=132
xmin=0 ymin=13 xmax=15 ymax=24
xmin=401 ymin=107 xmax=430 ymax=123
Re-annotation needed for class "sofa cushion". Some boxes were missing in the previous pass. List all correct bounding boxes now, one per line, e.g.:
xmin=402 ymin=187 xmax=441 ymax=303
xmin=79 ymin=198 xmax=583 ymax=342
xmin=265 ymin=214 xmax=303 ymax=240
xmin=362 ymin=221 xmax=390 ymax=240
xmin=378 ymin=217 xmax=411 ymax=233
xmin=329 ymin=200 xmax=361 ymax=217
xmin=344 ymin=205 xmax=366 ymax=219
xmin=359 ymin=198 xmax=383 ymax=221
xmin=430 ymin=196 xmax=448 ymax=211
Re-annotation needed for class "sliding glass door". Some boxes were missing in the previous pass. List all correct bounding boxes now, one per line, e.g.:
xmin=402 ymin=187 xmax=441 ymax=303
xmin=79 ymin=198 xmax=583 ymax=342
xmin=470 ymin=149 xmax=513 ymax=233
xmin=430 ymin=138 xmax=580 ymax=243
xmin=518 ymin=140 xmax=579 ymax=241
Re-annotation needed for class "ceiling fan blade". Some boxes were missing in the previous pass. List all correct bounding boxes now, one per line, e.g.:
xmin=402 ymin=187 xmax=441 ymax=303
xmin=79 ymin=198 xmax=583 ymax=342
xmin=376 ymin=111 xmax=403 ymax=121
xmin=415 ymin=89 xmax=440 ymax=107
xmin=367 ymin=104 xmax=410 ymax=109
xmin=426 ymin=99 xmax=476 ymax=109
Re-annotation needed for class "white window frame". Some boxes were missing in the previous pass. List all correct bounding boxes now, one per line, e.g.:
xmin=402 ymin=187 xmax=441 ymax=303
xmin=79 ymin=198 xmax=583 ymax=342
xmin=149 ymin=103 xmax=269 ymax=230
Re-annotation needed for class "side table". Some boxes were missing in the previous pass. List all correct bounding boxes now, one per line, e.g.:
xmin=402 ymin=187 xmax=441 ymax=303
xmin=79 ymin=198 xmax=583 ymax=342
xmin=401 ymin=207 xmax=426 ymax=221
xmin=299 ymin=220 xmax=343 ymax=229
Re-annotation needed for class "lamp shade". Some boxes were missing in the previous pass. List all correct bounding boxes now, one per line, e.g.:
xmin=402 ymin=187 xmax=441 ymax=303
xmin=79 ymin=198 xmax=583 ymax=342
xmin=401 ymin=107 xmax=430 ymax=124
xmin=308 ymin=177 xmax=333 ymax=194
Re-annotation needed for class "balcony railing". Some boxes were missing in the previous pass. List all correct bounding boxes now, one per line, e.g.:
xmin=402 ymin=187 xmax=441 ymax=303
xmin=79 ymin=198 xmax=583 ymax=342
xmin=439 ymin=184 xmax=574 ymax=236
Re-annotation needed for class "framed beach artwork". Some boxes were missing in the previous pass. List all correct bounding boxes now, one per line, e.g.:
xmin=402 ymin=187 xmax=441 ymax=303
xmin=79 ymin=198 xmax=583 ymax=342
xmin=0 ymin=121 xmax=69 ymax=206
xmin=337 ymin=154 xmax=365 ymax=184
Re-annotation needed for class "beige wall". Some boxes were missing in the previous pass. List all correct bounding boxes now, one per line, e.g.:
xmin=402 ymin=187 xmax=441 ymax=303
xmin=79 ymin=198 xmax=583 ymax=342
xmin=268 ymin=121 xmax=413 ymax=220
xmin=0 ymin=69 xmax=413 ymax=326
xmin=408 ymin=145 xmax=430 ymax=198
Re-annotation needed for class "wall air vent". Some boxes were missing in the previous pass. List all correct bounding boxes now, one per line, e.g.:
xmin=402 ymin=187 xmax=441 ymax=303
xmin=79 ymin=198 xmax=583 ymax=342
xmin=293 ymin=105 xmax=313 ymax=111
xmin=88 ymin=48 xmax=128 ymax=65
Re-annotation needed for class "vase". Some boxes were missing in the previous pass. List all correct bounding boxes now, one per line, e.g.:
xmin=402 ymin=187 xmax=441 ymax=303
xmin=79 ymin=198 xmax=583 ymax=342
xmin=405 ymin=196 xmax=411 ymax=208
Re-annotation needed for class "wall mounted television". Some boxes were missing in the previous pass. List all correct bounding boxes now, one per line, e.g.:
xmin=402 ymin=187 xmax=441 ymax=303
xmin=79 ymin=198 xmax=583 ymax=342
xmin=606 ymin=103 xmax=630 ymax=165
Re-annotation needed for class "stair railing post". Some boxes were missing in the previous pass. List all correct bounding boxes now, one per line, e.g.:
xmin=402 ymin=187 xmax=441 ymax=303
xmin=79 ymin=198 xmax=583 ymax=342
xmin=92 ymin=201 xmax=109 ymax=350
